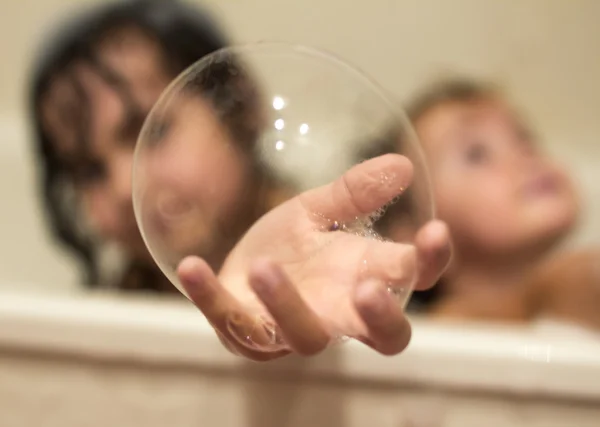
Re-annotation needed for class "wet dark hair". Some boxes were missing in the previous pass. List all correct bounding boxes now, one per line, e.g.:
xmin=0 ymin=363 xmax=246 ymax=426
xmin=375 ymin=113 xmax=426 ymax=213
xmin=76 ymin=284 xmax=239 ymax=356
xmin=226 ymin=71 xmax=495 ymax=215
xmin=29 ymin=0 xmax=230 ymax=288
xmin=404 ymin=77 xmax=499 ymax=311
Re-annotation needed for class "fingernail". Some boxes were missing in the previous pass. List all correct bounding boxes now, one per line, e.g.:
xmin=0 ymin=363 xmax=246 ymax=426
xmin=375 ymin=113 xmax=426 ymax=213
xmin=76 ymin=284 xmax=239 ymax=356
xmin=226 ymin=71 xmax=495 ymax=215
xmin=260 ymin=320 xmax=286 ymax=347
xmin=226 ymin=314 xmax=287 ymax=351
xmin=226 ymin=312 xmax=256 ymax=348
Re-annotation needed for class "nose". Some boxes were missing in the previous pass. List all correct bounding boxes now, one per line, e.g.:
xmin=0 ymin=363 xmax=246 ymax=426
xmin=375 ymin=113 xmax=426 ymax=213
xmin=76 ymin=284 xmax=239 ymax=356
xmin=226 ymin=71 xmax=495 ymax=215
xmin=502 ymin=137 xmax=539 ymax=173
xmin=516 ymin=149 xmax=544 ymax=174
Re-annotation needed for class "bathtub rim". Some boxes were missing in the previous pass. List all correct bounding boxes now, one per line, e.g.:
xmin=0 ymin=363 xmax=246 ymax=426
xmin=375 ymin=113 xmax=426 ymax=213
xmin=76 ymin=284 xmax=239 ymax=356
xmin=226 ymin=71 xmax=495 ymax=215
xmin=0 ymin=288 xmax=599 ymax=401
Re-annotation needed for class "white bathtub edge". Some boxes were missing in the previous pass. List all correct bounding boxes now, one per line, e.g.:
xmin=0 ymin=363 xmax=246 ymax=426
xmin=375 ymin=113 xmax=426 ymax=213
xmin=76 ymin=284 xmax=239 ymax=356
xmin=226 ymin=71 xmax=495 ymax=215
xmin=0 ymin=289 xmax=599 ymax=400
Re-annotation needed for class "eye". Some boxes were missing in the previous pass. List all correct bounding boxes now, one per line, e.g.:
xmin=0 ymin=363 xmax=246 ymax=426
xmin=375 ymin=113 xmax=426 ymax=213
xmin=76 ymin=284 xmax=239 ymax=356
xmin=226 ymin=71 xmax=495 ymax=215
xmin=464 ymin=141 xmax=491 ymax=165
xmin=74 ymin=161 xmax=106 ymax=185
xmin=119 ymin=115 xmax=147 ymax=147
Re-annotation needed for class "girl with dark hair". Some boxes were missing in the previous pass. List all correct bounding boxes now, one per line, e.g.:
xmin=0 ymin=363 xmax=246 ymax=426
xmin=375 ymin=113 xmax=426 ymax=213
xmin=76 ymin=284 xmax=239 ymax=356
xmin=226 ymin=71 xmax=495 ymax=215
xmin=30 ymin=0 xmax=238 ymax=291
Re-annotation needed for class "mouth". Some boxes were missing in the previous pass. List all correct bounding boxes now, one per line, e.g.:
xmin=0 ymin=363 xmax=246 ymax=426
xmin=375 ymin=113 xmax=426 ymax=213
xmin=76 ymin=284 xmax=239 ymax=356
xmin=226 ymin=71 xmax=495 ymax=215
xmin=522 ymin=172 xmax=561 ymax=199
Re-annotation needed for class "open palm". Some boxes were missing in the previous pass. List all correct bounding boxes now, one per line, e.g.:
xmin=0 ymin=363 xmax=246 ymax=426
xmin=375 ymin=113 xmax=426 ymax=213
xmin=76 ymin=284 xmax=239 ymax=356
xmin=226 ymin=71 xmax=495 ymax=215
xmin=178 ymin=154 xmax=451 ymax=361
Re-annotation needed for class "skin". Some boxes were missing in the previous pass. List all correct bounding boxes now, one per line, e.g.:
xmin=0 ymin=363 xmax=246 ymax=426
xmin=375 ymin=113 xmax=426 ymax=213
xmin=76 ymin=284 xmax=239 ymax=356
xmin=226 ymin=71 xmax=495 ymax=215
xmin=414 ymin=97 xmax=583 ymax=321
xmin=528 ymin=248 xmax=600 ymax=331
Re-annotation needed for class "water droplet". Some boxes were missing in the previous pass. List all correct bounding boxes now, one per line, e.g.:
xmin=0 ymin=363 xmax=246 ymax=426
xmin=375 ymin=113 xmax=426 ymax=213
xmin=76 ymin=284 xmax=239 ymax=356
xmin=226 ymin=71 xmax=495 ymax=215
xmin=387 ymin=285 xmax=410 ymax=305
xmin=379 ymin=172 xmax=397 ymax=186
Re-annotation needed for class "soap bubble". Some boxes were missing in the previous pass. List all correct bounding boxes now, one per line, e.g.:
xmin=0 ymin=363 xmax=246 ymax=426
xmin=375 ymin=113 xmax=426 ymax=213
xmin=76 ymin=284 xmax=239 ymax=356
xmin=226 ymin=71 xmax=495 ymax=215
xmin=132 ymin=43 xmax=433 ymax=350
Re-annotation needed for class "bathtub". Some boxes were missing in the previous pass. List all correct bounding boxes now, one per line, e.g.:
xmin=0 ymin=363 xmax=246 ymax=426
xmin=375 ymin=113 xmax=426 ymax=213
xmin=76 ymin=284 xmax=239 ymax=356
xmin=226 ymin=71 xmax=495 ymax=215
xmin=0 ymin=289 xmax=599 ymax=427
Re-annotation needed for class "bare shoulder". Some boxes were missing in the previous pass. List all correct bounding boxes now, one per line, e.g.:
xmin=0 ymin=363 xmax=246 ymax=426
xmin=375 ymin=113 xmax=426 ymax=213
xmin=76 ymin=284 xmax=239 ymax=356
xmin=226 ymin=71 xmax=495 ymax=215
xmin=429 ymin=293 xmax=532 ymax=323
xmin=529 ymin=248 xmax=600 ymax=330
xmin=532 ymin=248 xmax=600 ymax=287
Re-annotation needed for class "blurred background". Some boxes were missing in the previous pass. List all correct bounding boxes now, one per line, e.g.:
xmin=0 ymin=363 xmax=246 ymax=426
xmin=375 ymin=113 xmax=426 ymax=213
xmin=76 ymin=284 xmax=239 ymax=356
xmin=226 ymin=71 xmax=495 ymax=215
xmin=1 ymin=0 xmax=599 ymax=291
xmin=1 ymin=2 xmax=599 ymax=426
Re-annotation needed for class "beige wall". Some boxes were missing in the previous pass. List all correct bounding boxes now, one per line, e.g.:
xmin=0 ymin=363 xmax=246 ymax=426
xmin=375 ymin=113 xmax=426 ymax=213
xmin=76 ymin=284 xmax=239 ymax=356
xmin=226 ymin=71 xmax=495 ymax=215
xmin=0 ymin=0 xmax=599 ymax=289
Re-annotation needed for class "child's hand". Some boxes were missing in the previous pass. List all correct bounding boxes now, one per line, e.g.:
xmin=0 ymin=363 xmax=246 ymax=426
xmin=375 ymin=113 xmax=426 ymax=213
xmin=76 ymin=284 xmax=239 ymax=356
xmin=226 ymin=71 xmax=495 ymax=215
xmin=177 ymin=154 xmax=451 ymax=361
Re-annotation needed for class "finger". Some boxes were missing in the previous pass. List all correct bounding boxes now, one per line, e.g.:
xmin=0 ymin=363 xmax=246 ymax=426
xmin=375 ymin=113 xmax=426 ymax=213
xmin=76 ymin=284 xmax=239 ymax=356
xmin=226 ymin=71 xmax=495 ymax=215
xmin=353 ymin=280 xmax=412 ymax=355
xmin=249 ymin=259 xmax=331 ymax=356
xmin=300 ymin=154 xmax=414 ymax=226
xmin=413 ymin=220 xmax=452 ymax=291
xmin=177 ymin=256 xmax=290 ymax=361
xmin=362 ymin=240 xmax=417 ymax=296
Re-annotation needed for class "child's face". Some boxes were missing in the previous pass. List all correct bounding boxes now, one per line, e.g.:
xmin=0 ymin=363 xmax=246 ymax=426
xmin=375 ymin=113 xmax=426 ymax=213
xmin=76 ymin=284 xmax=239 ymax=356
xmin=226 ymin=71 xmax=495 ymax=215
xmin=39 ymin=27 xmax=251 ymax=263
xmin=136 ymin=92 xmax=255 ymax=264
xmin=415 ymin=98 xmax=579 ymax=260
